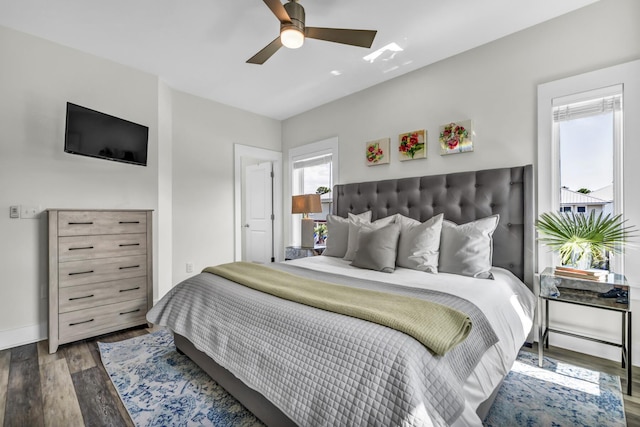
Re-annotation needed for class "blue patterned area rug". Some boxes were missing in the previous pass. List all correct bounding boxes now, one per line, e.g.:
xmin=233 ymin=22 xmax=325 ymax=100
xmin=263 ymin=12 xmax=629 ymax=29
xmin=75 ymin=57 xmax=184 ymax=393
xmin=100 ymin=330 xmax=626 ymax=427
xmin=99 ymin=329 xmax=264 ymax=426
xmin=483 ymin=350 xmax=626 ymax=426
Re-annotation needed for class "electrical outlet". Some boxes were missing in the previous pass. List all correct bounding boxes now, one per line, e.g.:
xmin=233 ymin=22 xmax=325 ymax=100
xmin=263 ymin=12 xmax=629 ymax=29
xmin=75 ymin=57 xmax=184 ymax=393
xmin=9 ymin=206 xmax=20 ymax=218
xmin=186 ymin=262 xmax=194 ymax=273
xmin=21 ymin=205 xmax=40 ymax=219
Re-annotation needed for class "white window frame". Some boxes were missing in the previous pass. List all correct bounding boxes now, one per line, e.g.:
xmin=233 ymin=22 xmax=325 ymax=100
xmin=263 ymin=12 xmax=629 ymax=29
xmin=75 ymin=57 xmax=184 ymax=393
xmin=288 ymin=137 xmax=339 ymax=246
xmin=538 ymin=64 xmax=638 ymax=275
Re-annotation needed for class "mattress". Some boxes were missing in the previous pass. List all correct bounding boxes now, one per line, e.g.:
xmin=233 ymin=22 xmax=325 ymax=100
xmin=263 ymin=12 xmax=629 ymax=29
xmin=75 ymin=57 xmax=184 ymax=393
xmin=147 ymin=256 xmax=535 ymax=426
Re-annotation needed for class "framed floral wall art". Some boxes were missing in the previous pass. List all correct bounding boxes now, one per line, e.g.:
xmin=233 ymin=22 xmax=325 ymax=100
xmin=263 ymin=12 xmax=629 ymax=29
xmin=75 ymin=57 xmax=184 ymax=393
xmin=398 ymin=130 xmax=426 ymax=161
xmin=365 ymin=138 xmax=390 ymax=166
xmin=439 ymin=120 xmax=473 ymax=155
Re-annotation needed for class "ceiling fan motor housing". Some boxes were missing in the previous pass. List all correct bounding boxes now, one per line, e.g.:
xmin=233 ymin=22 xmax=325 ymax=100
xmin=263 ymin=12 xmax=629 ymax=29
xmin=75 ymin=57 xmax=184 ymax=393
xmin=281 ymin=0 xmax=305 ymax=34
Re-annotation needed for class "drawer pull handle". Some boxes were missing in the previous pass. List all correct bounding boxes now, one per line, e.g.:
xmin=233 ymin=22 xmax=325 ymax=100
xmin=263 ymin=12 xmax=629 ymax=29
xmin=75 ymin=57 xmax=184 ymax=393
xmin=120 ymin=309 xmax=141 ymax=315
xmin=119 ymin=243 xmax=140 ymax=247
xmin=69 ymin=246 xmax=94 ymax=251
xmin=69 ymin=319 xmax=94 ymax=326
xmin=120 ymin=287 xmax=141 ymax=293
xmin=68 ymin=222 xmax=94 ymax=225
xmin=119 ymin=265 xmax=140 ymax=270
xmin=119 ymin=221 xmax=140 ymax=224
xmin=68 ymin=270 xmax=94 ymax=276
xmin=69 ymin=294 xmax=94 ymax=301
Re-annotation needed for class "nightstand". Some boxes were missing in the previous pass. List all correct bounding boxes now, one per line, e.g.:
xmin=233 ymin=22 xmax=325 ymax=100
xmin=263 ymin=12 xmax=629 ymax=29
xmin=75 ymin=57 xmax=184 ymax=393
xmin=538 ymin=266 xmax=632 ymax=395
xmin=285 ymin=245 xmax=325 ymax=260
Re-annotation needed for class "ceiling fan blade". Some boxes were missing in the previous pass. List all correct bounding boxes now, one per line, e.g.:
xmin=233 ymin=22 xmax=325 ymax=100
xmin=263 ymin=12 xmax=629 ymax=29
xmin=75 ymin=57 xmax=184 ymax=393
xmin=247 ymin=36 xmax=283 ymax=64
xmin=262 ymin=0 xmax=291 ymax=23
xmin=305 ymin=27 xmax=377 ymax=48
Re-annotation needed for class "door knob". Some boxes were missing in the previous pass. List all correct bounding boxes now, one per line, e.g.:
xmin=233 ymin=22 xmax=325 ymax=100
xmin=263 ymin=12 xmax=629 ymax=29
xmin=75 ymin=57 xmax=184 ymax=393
xmin=244 ymin=224 xmax=250 ymax=228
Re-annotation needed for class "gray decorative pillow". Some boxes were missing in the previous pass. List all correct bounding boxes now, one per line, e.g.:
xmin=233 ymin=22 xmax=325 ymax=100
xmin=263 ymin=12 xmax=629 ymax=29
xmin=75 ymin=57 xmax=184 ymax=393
xmin=323 ymin=211 xmax=372 ymax=258
xmin=396 ymin=213 xmax=444 ymax=272
xmin=343 ymin=214 xmax=396 ymax=261
xmin=351 ymin=222 xmax=402 ymax=273
xmin=438 ymin=215 xmax=499 ymax=279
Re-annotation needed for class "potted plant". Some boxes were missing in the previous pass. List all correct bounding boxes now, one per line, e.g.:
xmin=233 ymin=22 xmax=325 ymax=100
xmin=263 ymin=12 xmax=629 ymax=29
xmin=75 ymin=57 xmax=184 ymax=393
xmin=536 ymin=210 xmax=636 ymax=270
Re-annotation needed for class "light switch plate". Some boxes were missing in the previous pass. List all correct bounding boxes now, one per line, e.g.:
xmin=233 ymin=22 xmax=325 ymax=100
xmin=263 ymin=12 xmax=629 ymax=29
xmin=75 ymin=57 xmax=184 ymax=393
xmin=10 ymin=206 xmax=20 ymax=218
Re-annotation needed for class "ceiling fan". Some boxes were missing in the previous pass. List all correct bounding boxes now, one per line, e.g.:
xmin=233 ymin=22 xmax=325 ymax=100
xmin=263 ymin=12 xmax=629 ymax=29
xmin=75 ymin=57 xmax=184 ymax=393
xmin=247 ymin=0 xmax=377 ymax=64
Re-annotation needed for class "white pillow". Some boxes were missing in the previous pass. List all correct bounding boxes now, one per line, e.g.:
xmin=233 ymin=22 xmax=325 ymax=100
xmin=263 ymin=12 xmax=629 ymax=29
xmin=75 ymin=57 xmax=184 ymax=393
xmin=438 ymin=215 xmax=499 ymax=279
xmin=323 ymin=211 xmax=372 ymax=258
xmin=396 ymin=213 xmax=444 ymax=273
xmin=343 ymin=214 xmax=396 ymax=261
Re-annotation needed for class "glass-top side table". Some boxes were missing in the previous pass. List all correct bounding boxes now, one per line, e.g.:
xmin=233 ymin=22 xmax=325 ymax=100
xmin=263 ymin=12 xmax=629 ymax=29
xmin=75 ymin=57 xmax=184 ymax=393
xmin=538 ymin=266 xmax=632 ymax=395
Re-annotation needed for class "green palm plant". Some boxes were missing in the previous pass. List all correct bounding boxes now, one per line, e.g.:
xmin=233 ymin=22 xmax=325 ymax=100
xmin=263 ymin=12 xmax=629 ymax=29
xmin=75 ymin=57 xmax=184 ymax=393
xmin=536 ymin=210 xmax=636 ymax=268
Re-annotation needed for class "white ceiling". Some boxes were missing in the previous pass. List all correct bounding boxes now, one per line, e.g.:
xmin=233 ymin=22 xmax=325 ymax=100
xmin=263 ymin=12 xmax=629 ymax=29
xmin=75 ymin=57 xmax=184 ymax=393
xmin=0 ymin=0 xmax=598 ymax=120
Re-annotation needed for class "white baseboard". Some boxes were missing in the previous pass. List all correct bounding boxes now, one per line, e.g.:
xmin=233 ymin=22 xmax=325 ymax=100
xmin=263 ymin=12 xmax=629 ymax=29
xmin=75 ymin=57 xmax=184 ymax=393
xmin=0 ymin=323 xmax=46 ymax=351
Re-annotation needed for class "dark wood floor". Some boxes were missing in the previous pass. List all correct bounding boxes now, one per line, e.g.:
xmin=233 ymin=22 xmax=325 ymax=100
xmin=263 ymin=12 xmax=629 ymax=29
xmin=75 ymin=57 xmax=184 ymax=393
xmin=0 ymin=326 xmax=155 ymax=427
xmin=0 ymin=329 xmax=638 ymax=426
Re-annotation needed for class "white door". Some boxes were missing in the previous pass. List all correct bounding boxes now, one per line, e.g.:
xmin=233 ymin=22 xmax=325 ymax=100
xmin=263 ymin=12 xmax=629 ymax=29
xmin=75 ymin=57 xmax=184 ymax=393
xmin=243 ymin=162 xmax=273 ymax=263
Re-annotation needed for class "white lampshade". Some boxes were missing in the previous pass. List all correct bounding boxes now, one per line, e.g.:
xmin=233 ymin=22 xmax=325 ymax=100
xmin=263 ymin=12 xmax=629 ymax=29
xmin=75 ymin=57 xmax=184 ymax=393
xmin=281 ymin=27 xmax=304 ymax=49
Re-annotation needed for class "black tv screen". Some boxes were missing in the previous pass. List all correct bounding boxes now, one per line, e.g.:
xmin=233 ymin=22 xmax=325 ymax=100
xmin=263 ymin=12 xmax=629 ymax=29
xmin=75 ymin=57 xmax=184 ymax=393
xmin=64 ymin=103 xmax=149 ymax=166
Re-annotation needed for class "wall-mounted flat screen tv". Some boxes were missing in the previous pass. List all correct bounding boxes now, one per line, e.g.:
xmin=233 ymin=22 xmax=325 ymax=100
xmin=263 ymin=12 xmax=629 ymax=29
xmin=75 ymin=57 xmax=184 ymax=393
xmin=64 ymin=102 xmax=149 ymax=166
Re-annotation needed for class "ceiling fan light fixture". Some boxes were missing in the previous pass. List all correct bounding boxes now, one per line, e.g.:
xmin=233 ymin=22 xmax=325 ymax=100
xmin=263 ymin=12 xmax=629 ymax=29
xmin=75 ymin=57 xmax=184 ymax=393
xmin=281 ymin=27 xmax=304 ymax=49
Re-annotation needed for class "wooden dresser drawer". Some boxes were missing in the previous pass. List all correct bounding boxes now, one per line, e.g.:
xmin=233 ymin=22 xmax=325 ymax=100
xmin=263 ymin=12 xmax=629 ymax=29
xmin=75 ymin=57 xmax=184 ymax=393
xmin=59 ymin=277 xmax=147 ymax=313
xmin=59 ymin=255 xmax=146 ymax=287
xmin=59 ymin=233 xmax=147 ymax=262
xmin=58 ymin=211 xmax=147 ymax=236
xmin=59 ymin=298 xmax=147 ymax=343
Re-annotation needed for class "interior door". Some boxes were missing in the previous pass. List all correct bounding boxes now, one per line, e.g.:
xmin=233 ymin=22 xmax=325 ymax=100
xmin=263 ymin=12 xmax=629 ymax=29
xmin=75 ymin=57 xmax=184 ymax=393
xmin=243 ymin=161 xmax=273 ymax=263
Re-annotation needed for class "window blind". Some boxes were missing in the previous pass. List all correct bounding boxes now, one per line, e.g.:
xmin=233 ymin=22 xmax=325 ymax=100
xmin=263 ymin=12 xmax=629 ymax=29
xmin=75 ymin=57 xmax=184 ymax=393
xmin=293 ymin=154 xmax=332 ymax=170
xmin=553 ymin=95 xmax=621 ymax=122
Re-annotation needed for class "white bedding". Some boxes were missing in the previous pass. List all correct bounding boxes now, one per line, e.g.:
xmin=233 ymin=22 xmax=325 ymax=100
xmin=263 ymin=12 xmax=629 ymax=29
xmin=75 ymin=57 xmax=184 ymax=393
xmin=285 ymin=256 xmax=536 ymax=426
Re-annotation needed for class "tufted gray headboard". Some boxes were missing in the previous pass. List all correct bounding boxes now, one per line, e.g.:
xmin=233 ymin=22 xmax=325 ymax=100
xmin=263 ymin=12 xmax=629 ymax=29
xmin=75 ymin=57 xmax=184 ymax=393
xmin=332 ymin=165 xmax=534 ymax=288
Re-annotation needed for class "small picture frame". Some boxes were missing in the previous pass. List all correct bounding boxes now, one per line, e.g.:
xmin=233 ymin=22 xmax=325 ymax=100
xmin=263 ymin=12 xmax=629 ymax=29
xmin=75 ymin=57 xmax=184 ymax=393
xmin=439 ymin=120 xmax=473 ymax=155
xmin=365 ymin=138 xmax=390 ymax=166
xmin=398 ymin=130 xmax=427 ymax=161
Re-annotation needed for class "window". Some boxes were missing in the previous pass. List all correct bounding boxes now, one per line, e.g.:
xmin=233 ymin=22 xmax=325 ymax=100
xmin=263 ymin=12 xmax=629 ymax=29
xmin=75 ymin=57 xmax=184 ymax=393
xmin=554 ymin=88 xmax=622 ymax=269
xmin=541 ymin=84 xmax=623 ymax=271
xmin=292 ymin=154 xmax=332 ymax=200
xmin=289 ymin=137 xmax=339 ymax=246
xmin=554 ymin=88 xmax=621 ymax=220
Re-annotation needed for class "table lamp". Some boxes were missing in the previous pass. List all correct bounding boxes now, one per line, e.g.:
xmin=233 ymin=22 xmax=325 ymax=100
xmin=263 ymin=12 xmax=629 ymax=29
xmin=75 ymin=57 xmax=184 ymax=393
xmin=292 ymin=194 xmax=322 ymax=248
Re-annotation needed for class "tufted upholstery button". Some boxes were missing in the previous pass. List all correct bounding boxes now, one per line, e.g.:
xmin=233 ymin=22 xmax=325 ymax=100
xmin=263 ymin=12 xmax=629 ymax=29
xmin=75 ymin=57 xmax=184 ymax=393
xmin=490 ymin=203 xmax=495 ymax=207
xmin=475 ymin=184 xmax=480 ymax=188
xmin=507 ymin=223 xmax=512 ymax=227
xmin=509 ymin=182 xmax=513 ymax=185
xmin=509 ymin=263 xmax=515 ymax=268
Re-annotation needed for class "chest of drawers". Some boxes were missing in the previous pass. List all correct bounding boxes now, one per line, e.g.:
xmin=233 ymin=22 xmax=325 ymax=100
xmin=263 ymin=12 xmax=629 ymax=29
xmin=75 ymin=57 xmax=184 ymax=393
xmin=48 ymin=209 xmax=153 ymax=353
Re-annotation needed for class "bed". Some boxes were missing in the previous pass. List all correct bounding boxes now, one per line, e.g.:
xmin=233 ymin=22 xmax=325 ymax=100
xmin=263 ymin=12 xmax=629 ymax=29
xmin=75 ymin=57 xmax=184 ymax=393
xmin=147 ymin=164 xmax=536 ymax=427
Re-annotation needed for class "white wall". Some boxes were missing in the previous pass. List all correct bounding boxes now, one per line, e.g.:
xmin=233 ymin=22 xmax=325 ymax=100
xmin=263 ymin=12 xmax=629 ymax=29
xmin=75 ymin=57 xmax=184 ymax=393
xmin=282 ymin=0 xmax=640 ymax=362
xmin=170 ymin=91 xmax=281 ymax=286
xmin=0 ymin=26 xmax=160 ymax=348
xmin=0 ymin=25 xmax=282 ymax=350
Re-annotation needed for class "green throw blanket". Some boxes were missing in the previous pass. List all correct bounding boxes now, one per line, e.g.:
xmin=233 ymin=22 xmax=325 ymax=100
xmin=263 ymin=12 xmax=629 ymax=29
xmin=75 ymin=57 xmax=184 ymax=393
xmin=202 ymin=262 xmax=472 ymax=355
